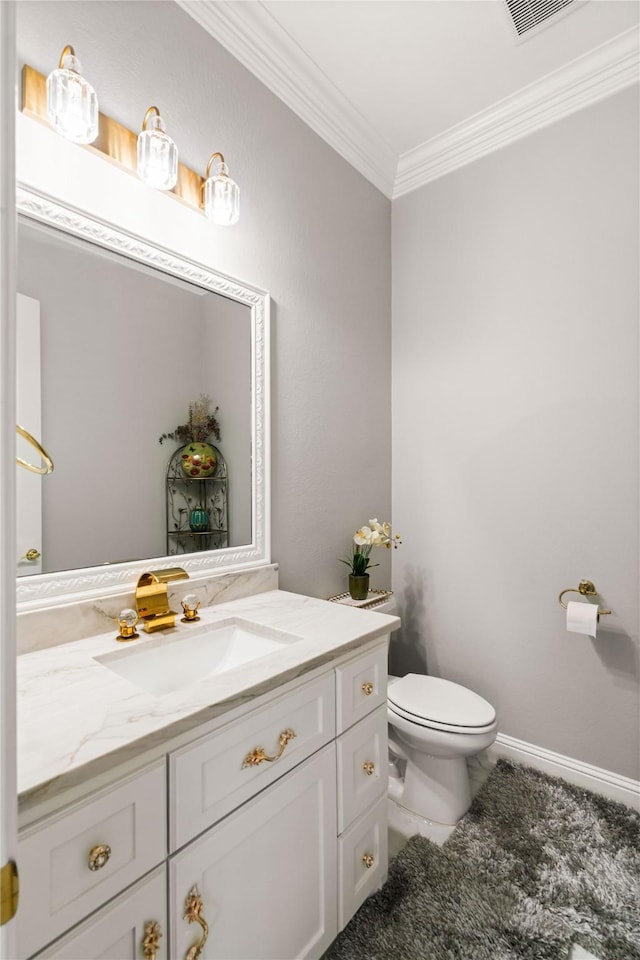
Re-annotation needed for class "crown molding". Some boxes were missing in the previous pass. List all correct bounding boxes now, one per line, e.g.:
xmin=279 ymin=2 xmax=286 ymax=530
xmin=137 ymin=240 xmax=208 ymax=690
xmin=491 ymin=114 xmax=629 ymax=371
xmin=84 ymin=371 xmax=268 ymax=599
xmin=394 ymin=26 xmax=640 ymax=199
xmin=176 ymin=0 xmax=397 ymax=198
xmin=176 ymin=4 xmax=638 ymax=200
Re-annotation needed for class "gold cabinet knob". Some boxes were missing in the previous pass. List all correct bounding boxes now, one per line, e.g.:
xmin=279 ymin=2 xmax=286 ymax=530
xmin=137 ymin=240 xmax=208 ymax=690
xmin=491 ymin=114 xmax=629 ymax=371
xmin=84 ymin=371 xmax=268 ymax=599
xmin=21 ymin=548 xmax=41 ymax=562
xmin=363 ymin=761 xmax=375 ymax=776
xmin=361 ymin=682 xmax=374 ymax=696
xmin=142 ymin=920 xmax=162 ymax=960
xmin=88 ymin=843 xmax=111 ymax=871
xmin=362 ymin=853 xmax=375 ymax=869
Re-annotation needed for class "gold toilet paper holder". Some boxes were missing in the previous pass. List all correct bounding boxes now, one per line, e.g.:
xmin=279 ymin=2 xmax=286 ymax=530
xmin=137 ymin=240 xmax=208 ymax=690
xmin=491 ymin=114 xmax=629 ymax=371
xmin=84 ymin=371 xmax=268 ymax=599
xmin=558 ymin=580 xmax=611 ymax=615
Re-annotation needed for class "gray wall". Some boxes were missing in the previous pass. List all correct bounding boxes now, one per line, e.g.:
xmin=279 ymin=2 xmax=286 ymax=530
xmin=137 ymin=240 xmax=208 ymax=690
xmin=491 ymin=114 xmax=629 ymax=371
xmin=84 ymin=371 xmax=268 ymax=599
xmin=392 ymin=88 xmax=639 ymax=779
xmin=16 ymin=1 xmax=392 ymax=595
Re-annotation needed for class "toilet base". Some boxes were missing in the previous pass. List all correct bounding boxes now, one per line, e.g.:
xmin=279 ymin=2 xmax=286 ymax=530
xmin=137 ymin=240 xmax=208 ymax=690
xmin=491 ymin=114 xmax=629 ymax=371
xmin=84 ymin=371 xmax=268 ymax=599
xmin=401 ymin=753 xmax=472 ymax=824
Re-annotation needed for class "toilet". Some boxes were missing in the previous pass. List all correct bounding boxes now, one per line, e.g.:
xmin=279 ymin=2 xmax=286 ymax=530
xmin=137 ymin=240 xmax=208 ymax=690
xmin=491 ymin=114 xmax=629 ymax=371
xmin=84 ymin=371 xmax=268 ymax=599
xmin=375 ymin=598 xmax=498 ymax=825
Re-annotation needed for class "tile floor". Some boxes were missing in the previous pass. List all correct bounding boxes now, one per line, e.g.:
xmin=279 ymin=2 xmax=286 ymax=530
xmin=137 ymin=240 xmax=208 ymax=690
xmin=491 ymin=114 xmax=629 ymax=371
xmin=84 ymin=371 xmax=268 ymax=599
xmin=387 ymin=751 xmax=602 ymax=960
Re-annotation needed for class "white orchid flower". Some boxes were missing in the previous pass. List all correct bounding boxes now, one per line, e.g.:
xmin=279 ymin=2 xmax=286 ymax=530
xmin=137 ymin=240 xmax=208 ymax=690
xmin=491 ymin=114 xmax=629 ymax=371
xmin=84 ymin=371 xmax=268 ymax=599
xmin=370 ymin=518 xmax=393 ymax=539
xmin=354 ymin=526 xmax=374 ymax=546
xmin=353 ymin=518 xmax=401 ymax=550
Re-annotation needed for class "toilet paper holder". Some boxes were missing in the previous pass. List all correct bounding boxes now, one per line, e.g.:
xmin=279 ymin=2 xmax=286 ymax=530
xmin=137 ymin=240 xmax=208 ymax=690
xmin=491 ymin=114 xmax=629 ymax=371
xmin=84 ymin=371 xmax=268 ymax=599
xmin=558 ymin=580 xmax=611 ymax=615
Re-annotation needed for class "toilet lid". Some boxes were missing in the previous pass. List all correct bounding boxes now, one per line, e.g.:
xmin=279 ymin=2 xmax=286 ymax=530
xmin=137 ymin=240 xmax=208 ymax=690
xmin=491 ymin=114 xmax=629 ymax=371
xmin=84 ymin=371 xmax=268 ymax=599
xmin=388 ymin=674 xmax=496 ymax=728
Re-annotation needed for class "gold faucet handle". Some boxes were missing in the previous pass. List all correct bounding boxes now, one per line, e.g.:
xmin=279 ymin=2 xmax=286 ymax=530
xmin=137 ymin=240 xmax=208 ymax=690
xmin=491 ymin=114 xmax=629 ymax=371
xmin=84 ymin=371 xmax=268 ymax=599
xmin=116 ymin=608 xmax=139 ymax=641
xmin=181 ymin=594 xmax=201 ymax=622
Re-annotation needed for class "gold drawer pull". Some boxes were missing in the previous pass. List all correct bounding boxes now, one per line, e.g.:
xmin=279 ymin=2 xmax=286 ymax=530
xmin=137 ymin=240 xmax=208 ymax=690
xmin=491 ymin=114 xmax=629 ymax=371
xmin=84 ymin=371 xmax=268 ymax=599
xmin=361 ymin=682 xmax=374 ymax=696
xmin=242 ymin=728 xmax=296 ymax=767
xmin=362 ymin=853 xmax=375 ymax=869
xmin=184 ymin=885 xmax=208 ymax=960
xmin=142 ymin=920 xmax=162 ymax=960
xmin=88 ymin=844 xmax=111 ymax=871
xmin=363 ymin=761 xmax=375 ymax=776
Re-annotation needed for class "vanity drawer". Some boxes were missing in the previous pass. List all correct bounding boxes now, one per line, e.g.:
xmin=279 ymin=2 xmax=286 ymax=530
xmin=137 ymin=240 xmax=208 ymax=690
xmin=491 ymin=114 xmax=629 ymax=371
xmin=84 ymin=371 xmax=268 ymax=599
xmin=337 ymin=704 xmax=388 ymax=833
xmin=18 ymin=761 xmax=166 ymax=960
xmin=335 ymin=641 xmax=388 ymax=733
xmin=169 ymin=672 xmax=335 ymax=850
xmin=32 ymin=866 xmax=167 ymax=960
xmin=338 ymin=793 xmax=388 ymax=930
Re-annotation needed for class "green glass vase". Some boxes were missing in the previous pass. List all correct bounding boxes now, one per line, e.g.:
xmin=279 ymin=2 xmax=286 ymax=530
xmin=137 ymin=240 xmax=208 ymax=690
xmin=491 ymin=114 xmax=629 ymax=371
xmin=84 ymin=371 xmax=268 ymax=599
xmin=348 ymin=574 xmax=370 ymax=601
xmin=189 ymin=507 xmax=209 ymax=532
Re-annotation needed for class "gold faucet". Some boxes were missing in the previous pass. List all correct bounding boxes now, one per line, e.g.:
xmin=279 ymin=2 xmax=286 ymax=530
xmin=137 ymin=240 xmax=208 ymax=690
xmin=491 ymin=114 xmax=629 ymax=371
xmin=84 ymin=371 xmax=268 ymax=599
xmin=135 ymin=567 xmax=189 ymax=633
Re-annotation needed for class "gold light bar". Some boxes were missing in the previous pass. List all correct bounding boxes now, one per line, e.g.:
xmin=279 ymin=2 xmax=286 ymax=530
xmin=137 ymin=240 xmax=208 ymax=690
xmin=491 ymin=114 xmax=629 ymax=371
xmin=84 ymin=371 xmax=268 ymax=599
xmin=21 ymin=64 xmax=204 ymax=210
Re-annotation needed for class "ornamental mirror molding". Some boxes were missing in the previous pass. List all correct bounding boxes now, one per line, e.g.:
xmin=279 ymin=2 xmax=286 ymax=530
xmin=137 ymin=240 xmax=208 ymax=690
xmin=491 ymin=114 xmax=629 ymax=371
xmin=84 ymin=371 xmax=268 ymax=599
xmin=15 ymin=186 xmax=270 ymax=609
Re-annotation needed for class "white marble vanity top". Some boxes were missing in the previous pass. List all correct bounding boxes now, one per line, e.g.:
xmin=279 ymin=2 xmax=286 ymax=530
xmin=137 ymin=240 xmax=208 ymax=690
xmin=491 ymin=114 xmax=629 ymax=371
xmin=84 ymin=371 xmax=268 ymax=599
xmin=18 ymin=589 xmax=399 ymax=809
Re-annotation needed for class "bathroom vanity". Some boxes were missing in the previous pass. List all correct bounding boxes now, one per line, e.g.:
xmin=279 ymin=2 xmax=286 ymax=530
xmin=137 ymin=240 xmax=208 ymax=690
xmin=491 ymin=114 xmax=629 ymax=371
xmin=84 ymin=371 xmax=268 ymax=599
xmin=16 ymin=589 xmax=398 ymax=960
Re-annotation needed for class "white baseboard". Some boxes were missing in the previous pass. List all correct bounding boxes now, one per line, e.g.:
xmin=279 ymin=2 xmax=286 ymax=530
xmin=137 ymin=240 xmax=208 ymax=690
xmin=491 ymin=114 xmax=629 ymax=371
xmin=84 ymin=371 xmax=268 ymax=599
xmin=488 ymin=733 xmax=640 ymax=812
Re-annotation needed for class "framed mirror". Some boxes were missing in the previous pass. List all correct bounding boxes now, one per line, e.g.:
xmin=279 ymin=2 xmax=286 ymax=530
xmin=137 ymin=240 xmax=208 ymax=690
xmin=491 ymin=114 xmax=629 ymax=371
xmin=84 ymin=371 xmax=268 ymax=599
xmin=15 ymin=187 xmax=270 ymax=608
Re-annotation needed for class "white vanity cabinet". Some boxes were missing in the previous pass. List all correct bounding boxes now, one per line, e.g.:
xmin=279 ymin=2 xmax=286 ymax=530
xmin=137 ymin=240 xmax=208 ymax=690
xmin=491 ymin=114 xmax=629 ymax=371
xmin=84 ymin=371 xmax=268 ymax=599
xmin=18 ymin=637 xmax=389 ymax=960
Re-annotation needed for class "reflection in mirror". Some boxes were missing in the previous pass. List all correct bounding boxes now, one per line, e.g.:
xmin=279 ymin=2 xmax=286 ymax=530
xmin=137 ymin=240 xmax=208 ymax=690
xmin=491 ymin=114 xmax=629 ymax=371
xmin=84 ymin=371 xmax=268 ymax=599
xmin=16 ymin=219 xmax=252 ymax=576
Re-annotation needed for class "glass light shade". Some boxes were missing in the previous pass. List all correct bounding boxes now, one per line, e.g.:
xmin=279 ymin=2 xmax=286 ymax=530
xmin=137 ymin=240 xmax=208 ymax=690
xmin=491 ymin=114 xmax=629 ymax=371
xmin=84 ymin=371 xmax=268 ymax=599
xmin=46 ymin=54 xmax=98 ymax=144
xmin=204 ymin=169 xmax=240 ymax=226
xmin=137 ymin=114 xmax=178 ymax=191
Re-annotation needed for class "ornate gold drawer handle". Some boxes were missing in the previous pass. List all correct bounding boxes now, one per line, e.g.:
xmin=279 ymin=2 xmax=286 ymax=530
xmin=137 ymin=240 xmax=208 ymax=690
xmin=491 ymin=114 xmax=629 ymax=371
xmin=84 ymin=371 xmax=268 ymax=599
xmin=16 ymin=424 xmax=54 ymax=475
xmin=142 ymin=920 xmax=162 ymax=960
xmin=184 ymin=885 xmax=209 ymax=960
xmin=88 ymin=843 xmax=111 ymax=871
xmin=361 ymin=682 xmax=374 ymax=696
xmin=363 ymin=761 xmax=375 ymax=776
xmin=242 ymin=728 xmax=296 ymax=768
xmin=362 ymin=853 xmax=375 ymax=869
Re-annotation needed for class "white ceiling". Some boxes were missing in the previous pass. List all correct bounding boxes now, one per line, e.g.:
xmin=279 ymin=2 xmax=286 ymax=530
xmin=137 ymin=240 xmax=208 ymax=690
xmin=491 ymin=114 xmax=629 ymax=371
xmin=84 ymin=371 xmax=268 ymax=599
xmin=179 ymin=0 xmax=640 ymax=197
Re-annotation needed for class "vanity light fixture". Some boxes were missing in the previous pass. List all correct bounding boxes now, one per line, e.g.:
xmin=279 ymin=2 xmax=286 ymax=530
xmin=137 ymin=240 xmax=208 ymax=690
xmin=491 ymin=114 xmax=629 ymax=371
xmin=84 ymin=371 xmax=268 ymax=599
xmin=46 ymin=44 xmax=99 ymax=144
xmin=203 ymin=152 xmax=240 ymax=226
xmin=137 ymin=106 xmax=178 ymax=191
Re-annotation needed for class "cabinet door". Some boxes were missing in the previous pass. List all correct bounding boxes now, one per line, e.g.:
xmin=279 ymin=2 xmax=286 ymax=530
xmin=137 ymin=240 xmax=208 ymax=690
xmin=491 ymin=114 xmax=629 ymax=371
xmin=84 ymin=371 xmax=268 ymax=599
xmin=338 ymin=794 xmax=388 ymax=930
xmin=18 ymin=761 xmax=166 ymax=959
xmin=34 ymin=867 xmax=167 ymax=960
xmin=337 ymin=705 xmax=387 ymax=833
xmin=170 ymin=672 xmax=335 ymax=850
xmin=335 ymin=641 xmax=388 ymax=733
xmin=171 ymin=744 xmax=337 ymax=960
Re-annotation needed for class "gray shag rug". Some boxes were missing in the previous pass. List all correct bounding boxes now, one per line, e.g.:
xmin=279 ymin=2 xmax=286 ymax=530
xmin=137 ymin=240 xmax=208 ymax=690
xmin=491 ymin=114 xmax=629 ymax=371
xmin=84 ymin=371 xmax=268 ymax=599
xmin=326 ymin=759 xmax=640 ymax=960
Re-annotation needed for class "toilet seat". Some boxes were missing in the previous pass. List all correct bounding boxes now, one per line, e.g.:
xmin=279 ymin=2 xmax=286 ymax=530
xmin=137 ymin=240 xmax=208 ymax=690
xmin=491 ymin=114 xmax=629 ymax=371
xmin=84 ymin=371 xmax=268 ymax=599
xmin=388 ymin=674 xmax=496 ymax=735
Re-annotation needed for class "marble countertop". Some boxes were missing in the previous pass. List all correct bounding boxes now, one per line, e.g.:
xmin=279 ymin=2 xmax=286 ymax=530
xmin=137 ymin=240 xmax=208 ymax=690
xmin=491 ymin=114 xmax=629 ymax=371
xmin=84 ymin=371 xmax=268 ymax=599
xmin=17 ymin=589 xmax=399 ymax=808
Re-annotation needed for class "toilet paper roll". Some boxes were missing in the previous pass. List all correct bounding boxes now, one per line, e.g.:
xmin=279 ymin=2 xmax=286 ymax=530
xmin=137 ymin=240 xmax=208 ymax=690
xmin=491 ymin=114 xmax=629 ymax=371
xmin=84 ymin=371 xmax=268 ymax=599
xmin=566 ymin=600 xmax=599 ymax=639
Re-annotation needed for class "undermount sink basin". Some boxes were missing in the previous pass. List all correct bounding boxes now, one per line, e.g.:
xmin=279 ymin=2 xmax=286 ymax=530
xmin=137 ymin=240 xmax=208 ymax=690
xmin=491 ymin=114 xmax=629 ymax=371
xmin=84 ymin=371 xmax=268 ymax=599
xmin=94 ymin=618 xmax=301 ymax=697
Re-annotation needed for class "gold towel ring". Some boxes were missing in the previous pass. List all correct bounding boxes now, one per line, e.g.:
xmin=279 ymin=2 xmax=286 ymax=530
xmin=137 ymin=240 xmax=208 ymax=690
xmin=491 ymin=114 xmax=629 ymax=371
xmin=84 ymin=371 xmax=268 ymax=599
xmin=16 ymin=425 xmax=54 ymax=475
xmin=558 ymin=580 xmax=611 ymax=615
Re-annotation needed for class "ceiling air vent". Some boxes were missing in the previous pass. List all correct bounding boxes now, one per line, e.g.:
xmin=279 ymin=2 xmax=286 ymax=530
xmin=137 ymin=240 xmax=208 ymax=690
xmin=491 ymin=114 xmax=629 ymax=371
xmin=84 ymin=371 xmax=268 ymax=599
xmin=505 ymin=0 xmax=575 ymax=37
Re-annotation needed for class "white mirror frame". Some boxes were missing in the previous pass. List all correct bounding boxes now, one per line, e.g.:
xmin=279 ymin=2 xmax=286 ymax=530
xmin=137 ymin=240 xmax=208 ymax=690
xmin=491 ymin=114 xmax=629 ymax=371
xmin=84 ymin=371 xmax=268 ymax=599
xmin=15 ymin=185 xmax=270 ymax=608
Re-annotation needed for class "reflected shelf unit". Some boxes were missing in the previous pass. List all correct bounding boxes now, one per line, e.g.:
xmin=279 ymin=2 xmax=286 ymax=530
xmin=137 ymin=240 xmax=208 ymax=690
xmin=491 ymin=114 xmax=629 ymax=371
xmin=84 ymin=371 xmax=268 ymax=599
xmin=165 ymin=444 xmax=228 ymax=555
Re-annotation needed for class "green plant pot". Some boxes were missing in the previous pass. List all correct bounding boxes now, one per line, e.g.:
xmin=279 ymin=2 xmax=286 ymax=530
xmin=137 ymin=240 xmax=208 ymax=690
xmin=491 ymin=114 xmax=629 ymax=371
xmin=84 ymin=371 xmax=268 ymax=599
xmin=180 ymin=442 xmax=217 ymax=478
xmin=348 ymin=574 xmax=370 ymax=601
